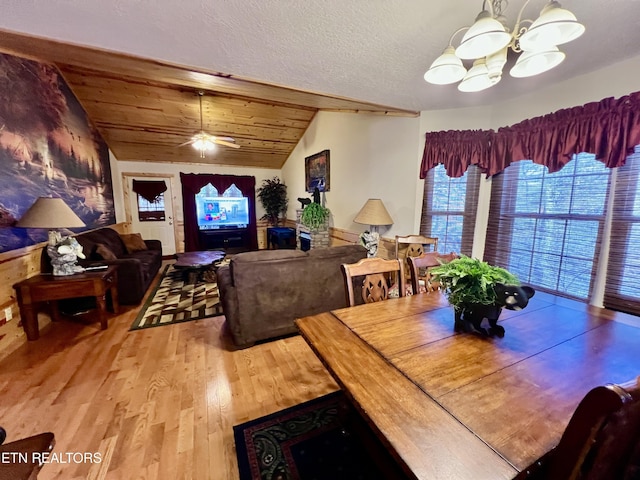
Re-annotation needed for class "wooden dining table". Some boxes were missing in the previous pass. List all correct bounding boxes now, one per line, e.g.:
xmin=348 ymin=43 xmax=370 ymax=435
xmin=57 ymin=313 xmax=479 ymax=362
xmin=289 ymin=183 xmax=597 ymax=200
xmin=295 ymin=290 xmax=640 ymax=480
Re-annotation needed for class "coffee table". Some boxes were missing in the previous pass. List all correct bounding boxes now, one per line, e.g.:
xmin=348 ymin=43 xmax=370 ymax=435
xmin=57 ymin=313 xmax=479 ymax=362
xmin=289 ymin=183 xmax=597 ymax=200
xmin=174 ymin=250 xmax=226 ymax=283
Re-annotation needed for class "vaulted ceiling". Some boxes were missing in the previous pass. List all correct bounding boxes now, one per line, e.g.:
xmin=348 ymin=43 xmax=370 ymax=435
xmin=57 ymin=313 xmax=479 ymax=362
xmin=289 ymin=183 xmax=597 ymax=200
xmin=0 ymin=30 xmax=416 ymax=169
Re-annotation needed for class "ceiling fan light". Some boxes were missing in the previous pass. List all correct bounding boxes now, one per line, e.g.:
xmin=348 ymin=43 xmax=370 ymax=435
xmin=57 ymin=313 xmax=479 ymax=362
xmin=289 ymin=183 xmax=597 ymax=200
xmin=455 ymin=10 xmax=512 ymax=60
xmin=510 ymin=47 xmax=565 ymax=77
xmin=458 ymin=59 xmax=494 ymax=92
xmin=192 ymin=137 xmax=216 ymax=152
xmin=519 ymin=1 xmax=585 ymax=51
xmin=424 ymin=46 xmax=467 ymax=85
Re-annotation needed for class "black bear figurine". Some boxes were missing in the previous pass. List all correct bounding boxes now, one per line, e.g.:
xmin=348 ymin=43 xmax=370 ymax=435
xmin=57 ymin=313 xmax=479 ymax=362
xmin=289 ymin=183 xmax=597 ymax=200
xmin=454 ymin=283 xmax=535 ymax=337
xmin=297 ymin=197 xmax=311 ymax=209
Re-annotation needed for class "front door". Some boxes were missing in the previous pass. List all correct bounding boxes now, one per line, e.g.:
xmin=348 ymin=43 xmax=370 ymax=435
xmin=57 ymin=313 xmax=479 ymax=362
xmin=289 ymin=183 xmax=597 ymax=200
xmin=123 ymin=174 xmax=177 ymax=256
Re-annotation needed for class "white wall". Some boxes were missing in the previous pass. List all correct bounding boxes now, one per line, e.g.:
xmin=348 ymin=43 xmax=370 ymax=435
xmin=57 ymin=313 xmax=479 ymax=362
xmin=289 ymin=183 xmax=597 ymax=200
xmin=281 ymin=111 xmax=421 ymax=237
xmin=492 ymin=55 xmax=640 ymax=128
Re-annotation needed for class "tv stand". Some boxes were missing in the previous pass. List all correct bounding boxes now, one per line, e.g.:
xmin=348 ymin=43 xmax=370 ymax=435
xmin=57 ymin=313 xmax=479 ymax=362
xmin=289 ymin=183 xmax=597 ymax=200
xmin=199 ymin=229 xmax=251 ymax=253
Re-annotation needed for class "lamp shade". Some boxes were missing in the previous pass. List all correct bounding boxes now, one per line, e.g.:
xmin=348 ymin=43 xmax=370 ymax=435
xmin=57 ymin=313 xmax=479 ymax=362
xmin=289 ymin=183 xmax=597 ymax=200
xmin=458 ymin=59 xmax=494 ymax=93
xmin=424 ymin=46 xmax=467 ymax=85
xmin=16 ymin=197 xmax=86 ymax=229
xmin=519 ymin=1 xmax=585 ymax=51
xmin=510 ymin=46 xmax=565 ymax=78
xmin=455 ymin=10 xmax=511 ymax=60
xmin=354 ymin=199 xmax=393 ymax=226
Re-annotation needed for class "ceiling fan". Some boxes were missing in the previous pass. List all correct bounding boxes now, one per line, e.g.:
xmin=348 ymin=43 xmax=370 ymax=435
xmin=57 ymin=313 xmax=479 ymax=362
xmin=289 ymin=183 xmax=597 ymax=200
xmin=179 ymin=91 xmax=240 ymax=157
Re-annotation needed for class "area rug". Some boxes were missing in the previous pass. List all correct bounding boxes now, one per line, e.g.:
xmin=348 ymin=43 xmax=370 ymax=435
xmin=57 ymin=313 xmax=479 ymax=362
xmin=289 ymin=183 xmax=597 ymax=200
xmin=130 ymin=264 xmax=223 ymax=330
xmin=234 ymin=391 xmax=406 ymax=480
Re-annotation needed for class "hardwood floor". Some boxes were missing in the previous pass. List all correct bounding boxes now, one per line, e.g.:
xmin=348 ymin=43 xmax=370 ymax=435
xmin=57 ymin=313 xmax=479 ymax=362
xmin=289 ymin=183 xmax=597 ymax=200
xmin=0 ymin=270 xmax=338 ymax=479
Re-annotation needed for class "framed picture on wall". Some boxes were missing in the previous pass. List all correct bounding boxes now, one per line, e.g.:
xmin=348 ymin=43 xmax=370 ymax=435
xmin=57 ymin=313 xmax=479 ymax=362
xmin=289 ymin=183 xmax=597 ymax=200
xmin=305 ymin=150 xmax=330 ymax=192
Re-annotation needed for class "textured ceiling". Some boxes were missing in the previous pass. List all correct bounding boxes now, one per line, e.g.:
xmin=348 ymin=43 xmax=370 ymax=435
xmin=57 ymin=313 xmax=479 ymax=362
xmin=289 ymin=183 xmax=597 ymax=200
xmin=1 ymin=1 xmax=640 ymax=112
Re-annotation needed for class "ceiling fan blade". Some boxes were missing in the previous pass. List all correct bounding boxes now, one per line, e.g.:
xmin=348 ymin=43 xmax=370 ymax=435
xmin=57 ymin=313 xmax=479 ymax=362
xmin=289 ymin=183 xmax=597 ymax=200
xmin=177 ymin=139 xmax=194 ymax=147
xmin=214 ymin=139 xmax=241 ymax=149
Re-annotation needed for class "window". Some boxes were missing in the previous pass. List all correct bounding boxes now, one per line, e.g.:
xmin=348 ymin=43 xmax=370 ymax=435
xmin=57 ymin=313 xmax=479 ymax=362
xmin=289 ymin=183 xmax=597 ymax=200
xmin=137 ymin=193 xmax=165 ymax=222
xmin=420 ymin=164 xmax=480 ymax=255
xmin=604 ymin=147 xmax=640 ymax=315
xmin=485 ymin=155 xmax=610 ymax=300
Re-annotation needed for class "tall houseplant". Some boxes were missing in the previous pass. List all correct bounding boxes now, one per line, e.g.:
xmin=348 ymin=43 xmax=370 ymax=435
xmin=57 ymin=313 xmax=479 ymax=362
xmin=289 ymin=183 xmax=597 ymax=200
xmin=429 ymin=255 xmax=534 ymax=337
xmin=257 ymin=177 xmax=288 ymax=226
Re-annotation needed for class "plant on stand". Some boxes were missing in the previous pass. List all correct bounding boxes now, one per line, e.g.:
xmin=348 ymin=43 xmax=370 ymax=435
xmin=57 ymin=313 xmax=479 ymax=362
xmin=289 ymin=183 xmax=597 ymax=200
xmin=429 ymin=255 xmax=534 ymax=337
xmin=257 ymin=177 xmax=288 ymax=226
xmin=300 ymin=189 xmax=330 ymax=231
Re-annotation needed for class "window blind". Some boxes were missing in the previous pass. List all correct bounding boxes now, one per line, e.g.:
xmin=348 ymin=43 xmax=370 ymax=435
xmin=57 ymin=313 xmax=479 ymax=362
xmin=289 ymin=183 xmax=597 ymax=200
xmin=420 ymin=164 xmax=480 ymax=256
xmin=485 ymin=156 xmax=610 ymax=300
xmin=604 ymin=147 xmax=640 ymax=314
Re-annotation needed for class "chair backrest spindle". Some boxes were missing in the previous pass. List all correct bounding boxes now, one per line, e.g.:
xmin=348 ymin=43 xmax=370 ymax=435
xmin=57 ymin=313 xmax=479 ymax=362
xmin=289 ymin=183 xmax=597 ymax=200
xmin=341 ymin=258 xmax=405 ymax=307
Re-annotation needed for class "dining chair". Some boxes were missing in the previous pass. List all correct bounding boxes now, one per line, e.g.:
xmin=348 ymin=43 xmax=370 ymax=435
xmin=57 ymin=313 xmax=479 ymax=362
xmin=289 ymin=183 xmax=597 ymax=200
xmin=407 ymin=251 xmax=458 ymax=294
xmin=341 ymin=258 xmax=405 ymax=307
xmin=394 ymin=234 xmax=438 ymax=260
xmin=394 ymin=235 xmax=438 ymax=285
xmin=513 ymin=377 xmax=640 ymax=480
xmin=0 ymin=426 xmax=55 ymax=480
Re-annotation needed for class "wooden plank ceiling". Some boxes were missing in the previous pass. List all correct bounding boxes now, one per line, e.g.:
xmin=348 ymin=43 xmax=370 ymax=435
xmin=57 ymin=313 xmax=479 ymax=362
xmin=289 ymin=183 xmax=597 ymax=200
xmin=0 ymin=29 xmax=418 ymax=169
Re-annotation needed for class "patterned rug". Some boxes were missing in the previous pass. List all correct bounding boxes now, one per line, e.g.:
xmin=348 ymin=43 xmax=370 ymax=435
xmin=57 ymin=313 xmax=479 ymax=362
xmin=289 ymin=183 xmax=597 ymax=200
xmin=234 ymin=391 xmax=407 ymax=480
xmin=130 ymin=264 xmax=224 ymax=330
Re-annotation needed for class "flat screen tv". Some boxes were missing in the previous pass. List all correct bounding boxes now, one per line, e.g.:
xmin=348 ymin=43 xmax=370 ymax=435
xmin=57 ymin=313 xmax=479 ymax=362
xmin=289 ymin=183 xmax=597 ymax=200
xmin=196 ymin=196 xmax=249 ymax=230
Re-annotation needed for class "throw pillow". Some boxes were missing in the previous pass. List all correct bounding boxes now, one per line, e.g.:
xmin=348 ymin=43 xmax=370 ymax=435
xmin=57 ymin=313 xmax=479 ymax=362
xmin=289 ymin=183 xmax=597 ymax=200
xmin=121 ymin=233 xmax=148 ymax=253
xmin=96 ymin=243 xmax=117 ymax=261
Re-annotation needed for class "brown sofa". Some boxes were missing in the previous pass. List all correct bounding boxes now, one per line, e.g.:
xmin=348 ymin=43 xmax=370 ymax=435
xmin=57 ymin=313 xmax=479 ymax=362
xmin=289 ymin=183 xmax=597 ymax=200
xmin=217 ymin=244 xmax=367 ymax=348
xmin=73 ymin=227 xmax=163 ymax=305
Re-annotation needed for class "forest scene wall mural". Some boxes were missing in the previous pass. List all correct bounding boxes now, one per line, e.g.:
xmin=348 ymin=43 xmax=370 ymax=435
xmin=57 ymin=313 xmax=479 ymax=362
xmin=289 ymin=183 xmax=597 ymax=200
xmin=0 ymin=52 xmax=115 ymax=253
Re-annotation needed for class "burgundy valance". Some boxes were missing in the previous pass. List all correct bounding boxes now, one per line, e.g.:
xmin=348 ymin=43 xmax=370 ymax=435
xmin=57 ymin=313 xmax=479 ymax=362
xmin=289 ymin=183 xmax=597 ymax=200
xmin=420 ymin=130 xmax=493 ymax=178
xmin=420 ymin=91 xmax=640 ymax=178
xmin=132 ymin=180 xmax=167 ymax=202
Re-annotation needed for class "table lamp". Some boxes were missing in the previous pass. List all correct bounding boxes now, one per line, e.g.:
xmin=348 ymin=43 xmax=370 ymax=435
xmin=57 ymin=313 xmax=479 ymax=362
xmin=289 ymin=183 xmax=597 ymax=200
xmin=16 ymin=197 xmax=87 ymax=275
xmin=354 ymin=198 xmax=393 ymax=257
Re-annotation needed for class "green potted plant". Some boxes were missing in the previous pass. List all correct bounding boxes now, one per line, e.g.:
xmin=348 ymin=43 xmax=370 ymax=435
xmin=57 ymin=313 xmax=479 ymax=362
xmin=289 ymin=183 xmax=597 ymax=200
xmin=257 ymin=177 xmax=288 ymax=226
xmin=300 ymin=202 xmax=330 ymax=231
xmin=429 ymin=255 xmax=534 ymax=337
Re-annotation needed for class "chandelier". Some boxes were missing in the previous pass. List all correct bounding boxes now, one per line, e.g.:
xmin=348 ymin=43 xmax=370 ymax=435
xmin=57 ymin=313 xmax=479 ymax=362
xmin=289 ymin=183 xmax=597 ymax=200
xmin=424 ymin=0 xmax=585 ymax=92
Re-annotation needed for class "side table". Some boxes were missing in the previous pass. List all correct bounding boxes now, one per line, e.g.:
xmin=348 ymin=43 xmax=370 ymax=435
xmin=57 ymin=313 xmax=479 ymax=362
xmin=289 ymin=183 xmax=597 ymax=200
xmin=267 ymin=227 xmax=296 ymax=249
xmin=13 ymin=266 xmax=119 ymax=340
